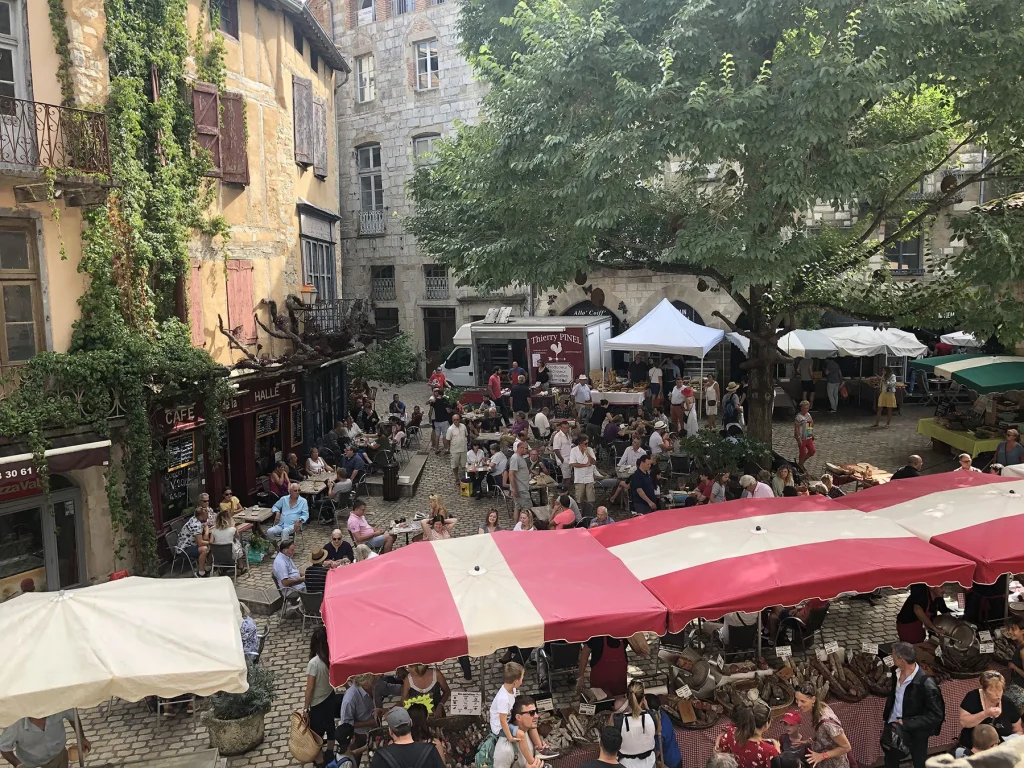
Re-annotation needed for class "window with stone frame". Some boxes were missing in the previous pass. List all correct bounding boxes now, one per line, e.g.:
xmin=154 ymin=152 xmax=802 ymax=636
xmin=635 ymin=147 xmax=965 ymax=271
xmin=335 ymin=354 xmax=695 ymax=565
xmin=415 ymin=40 xmax=439 ymax=90
xmin=0 ymin=226 xmax=43 ymax=369
xmin=357 ymin=143 xmax=384 ymax=211
xmin=356 ymin=54 xmax=375 ymax=103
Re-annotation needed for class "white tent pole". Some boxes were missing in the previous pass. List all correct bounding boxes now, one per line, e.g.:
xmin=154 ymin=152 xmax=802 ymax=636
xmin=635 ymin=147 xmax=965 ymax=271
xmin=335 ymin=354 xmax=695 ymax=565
xmin=699 ymin=357 xmax=704 ymax=420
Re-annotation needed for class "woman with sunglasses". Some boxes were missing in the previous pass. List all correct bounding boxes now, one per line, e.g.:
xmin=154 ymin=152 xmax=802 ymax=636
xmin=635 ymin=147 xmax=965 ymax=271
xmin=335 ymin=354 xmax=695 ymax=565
xmin=324 ymin=528 xmax=354 ymax=567
xmin=493 ymin=696 xmax=543 ymax=768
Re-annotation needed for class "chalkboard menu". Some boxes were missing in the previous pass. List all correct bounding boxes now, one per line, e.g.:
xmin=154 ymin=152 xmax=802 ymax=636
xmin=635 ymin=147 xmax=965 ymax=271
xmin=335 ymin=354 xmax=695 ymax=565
xmin=290 ymin=401 xmax=303 ymax=446
xmin=256 ymin=408 xmax=280 ymax=437
xmin=166 ymin=433 xmax=196 ymax=471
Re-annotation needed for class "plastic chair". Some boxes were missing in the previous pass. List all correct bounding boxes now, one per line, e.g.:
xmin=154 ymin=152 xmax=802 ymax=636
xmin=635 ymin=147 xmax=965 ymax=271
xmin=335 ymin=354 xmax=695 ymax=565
xmin=209 ymin=543 xmax=236 ymax=581
xmin=299 ymin=591 xmax=325 ymax=632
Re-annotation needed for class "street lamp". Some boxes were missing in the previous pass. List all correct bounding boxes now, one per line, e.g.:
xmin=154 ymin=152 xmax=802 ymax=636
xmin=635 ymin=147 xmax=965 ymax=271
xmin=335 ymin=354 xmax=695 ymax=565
xmin=301 ymin=283 xmax=318 ymax=306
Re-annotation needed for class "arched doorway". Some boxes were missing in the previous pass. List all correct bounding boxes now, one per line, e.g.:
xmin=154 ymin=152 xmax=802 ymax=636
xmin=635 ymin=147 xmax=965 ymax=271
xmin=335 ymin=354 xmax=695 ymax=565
xmin=671 ymin=300 xmax=705 ymax=325
xmin=562 ymin=300 xmax=625 ymax=371
xmin=0 ymin=473 xmax=84 ymax=599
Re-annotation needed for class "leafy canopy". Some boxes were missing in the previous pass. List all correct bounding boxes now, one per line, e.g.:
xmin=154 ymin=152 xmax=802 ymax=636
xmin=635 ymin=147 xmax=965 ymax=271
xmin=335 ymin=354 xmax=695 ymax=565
xmin=409 ymin=0 xmax=1024 ymax=344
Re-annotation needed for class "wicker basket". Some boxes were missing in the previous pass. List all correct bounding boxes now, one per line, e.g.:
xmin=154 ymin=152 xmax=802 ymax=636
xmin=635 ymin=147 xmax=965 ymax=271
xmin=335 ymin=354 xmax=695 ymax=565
xmin=758 ymin=676 xmax=795 ymax=719
xmin=663 ymin=702 xmax=723 ymax=731
xmin=811 ymin=659 xmax=869 ymax=703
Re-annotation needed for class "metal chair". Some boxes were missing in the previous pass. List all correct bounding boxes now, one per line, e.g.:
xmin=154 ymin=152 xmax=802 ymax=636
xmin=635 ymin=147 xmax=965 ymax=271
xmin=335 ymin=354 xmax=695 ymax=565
xmin=722 ymin=621 xmax=760 ymax=661
xmin=537 ymin=641 xmax=582 ymax=696
xmin=497 ymin=485 xmax=515 ymax=522
xmin=166 ymin=530 xmax=197 ymax=576
xmin=248 ymin=625 xmax=271 ymax=665
xmin=315 ymin=497 xmax=338 ymax=526
xmin=407 ymin=424 xmax=421 ymax=449
xmin=777 ymin=605 xmax=829 ymax=651
xmin=209 ymin=543 xmax=237 ymax=580
xmin=272 ymin=573 xmax=299 ymax=620
xmin=299 ymin=591 xmax=325 ymax=632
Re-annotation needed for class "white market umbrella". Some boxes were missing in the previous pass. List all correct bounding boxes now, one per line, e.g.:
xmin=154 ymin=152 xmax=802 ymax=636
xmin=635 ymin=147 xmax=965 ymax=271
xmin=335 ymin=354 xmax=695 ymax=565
xmin=0 ymin=576 xmax=248 ymax=726
xmin=819 ymin=326 xmax=927 ymax=358
xmin=940 ymin=331 xmax=982 ymax=348
xmin=725 ymin=330 xmax=836 ymax=358
xmin=603 ymin=299 xmax=724 ymax=358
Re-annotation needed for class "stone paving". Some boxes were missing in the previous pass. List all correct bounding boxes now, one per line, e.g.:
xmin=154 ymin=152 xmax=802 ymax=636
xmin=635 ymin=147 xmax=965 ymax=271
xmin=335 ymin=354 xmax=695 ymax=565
xmin=40 ymin=384 xmax=961 ymax=768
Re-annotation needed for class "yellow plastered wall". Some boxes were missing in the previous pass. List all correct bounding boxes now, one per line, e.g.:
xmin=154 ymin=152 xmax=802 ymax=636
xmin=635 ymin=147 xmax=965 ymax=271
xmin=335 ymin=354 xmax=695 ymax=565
xmin=186 ymin=0 xmax=341 ymax=367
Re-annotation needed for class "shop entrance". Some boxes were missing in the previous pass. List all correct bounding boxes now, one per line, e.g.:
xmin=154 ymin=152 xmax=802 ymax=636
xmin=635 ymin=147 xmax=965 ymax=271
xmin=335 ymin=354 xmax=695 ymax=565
xmin=0 ymin=475 xmax=84 ymax=600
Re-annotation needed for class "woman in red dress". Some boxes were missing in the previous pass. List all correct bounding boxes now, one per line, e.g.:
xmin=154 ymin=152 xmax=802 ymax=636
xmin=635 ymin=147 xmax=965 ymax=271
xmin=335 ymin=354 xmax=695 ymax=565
xmin=715 ymin=701 xmax=780 ymax=768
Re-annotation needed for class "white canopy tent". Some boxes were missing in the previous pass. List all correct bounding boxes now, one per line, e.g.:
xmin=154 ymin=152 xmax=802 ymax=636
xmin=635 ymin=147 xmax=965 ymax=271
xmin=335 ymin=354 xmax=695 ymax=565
xmin=818 ymin=326 xmax=927 ymax=358
xmin=0 ymin=576 xmax=248 ymax=727
xmin=725 ymin=329 xmax=838 ymax=359
xmin=603 ymin=299 xmax=724 ymax=417
xmin=940 ymin=331 xmax=982 ymax=349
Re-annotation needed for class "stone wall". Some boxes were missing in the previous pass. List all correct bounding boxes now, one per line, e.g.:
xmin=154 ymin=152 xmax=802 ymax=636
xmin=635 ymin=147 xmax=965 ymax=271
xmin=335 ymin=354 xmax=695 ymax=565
xmin=62 ymin=0 xmax=108 ymax=107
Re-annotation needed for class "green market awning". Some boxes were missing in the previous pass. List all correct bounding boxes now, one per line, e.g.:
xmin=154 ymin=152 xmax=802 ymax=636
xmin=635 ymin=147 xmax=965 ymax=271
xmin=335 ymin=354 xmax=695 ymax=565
xmin=909 ymin=354 xmax=1024 ymax=394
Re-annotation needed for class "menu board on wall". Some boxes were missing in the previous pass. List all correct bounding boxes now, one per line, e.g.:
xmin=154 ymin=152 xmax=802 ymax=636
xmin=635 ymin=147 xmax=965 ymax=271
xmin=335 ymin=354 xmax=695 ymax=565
xmin=256 ymin=408 xmax=280 ymax=437
xmin=290 ymin=401 xmax=303 ymax=446
xmin=166 ymin=433 xmax=196 ymax=471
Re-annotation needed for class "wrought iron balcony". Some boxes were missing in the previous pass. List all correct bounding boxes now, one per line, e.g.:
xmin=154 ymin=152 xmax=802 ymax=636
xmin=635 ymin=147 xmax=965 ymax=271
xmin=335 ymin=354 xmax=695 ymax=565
xmin=0 ymin=97 xmax=110 ymax=176
xmin=372 ymin=277 xmax=396 ymax=301
xmin=297 ymin=298 xmax=375 ymax=345
xmin=359 ymin=208 xmax=386 ymax=236
xmin=425 ymin=275 xmax=449 ymax=299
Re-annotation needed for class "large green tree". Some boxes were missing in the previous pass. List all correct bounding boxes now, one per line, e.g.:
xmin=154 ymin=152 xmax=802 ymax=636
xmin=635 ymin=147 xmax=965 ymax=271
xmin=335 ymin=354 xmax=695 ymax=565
xmin=407 ymin=0 xmax=1024 ymax=442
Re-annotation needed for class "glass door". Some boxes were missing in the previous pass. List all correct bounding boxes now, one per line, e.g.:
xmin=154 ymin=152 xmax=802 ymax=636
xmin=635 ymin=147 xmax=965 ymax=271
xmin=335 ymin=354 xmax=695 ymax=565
xmin=49 ymin=495 xmax=83 ymax=590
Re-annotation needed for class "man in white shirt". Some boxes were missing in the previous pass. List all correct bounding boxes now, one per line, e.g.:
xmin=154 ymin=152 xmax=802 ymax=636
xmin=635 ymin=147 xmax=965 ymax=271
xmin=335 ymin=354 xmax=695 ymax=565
xmin=532 ymin=407 xmax=551 ymax=439
xmin=445 ymin=414 xmax=469 ymax=480
xmin=647 ymin=363 xmax=664 ymax=404
xmin=649 ymin=421 xmax=667 ymax=457
xmin=739 ymin=474 xmax=774 ymax=498
xmin=467 ymin=442 xmax=489 ymax=497
xmin=669 ymin=377 xmax=686 ymax=432
xmin=618 ymin=436 xmax=647 ymax=471
xmin=571 ymin=375 xmax=592 ymax=416
xmin=0 ymin=711 xmax=88 ymax=768
xmin=569 ymin=435 xmax=597 ymax=505
xmin=488 ymin=444 xmax=509 ymax=490
xmin=954 ymin=453 xmax=983 ymax=472
xmin=551 ymin=421 xmax=572 ymax=478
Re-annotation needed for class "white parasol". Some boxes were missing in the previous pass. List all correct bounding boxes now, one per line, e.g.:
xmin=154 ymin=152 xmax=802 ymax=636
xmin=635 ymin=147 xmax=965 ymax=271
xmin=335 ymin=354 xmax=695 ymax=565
xmin=939 ymin=331 xmax=982 ymax=348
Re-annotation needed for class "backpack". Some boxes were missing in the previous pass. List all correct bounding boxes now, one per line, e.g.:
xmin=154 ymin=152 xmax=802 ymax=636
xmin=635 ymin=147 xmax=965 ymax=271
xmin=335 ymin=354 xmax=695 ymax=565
xmin=378 ymin=744 xmax=435 ymax=768
xmin=474 ymin=733 xmax=499 ymax=768
xmin=723 ymin=396 xmax=738 ymax=425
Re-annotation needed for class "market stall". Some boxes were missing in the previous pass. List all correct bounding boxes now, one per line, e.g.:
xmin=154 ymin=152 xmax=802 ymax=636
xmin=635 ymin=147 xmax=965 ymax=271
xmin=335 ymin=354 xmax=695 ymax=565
xmin=588 ymin=389 xmax=646 ymax=407
xmin=588 ymin=496 xmax=976 ymax=631
xmin=916 ymin=417 xmax=1004 ymax=458
xmin=909 ymin=354 xmax=1024 ymax=395
xmin=725 ymin=329 xmax=839 ymax=359
xmin=0 ymin=576 xmax=248 ymax=725
xmin=840 ymin=472 xmax=1024 ymax=584
xmin=940 ymin=331 xmax=982 ymax=349
xmin=322 ymin=530 xmax=668 ymax=684
xmin=602 ymin=299 xmax=724 ymax=415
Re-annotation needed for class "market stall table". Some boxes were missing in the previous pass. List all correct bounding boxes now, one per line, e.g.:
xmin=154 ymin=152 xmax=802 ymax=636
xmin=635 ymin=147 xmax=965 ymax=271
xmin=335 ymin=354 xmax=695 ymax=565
xmin=825 ymin=462 xmax=892 ymax=488
xmin=590 ymin=390 xmax=646 ymax=407
xmin=917 ymin=417 xmax=1003 ymax=458
xmin=841 ymin=472 xmax=1024 ymax=584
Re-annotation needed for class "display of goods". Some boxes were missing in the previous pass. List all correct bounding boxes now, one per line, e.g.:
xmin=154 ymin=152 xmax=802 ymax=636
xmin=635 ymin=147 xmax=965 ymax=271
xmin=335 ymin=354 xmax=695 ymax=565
xmin=919 ymin=662 xmax=951 ymax=685
xmin=994 ymin=636 xmax=1017 ymax=665
xmin=566 ymin=712 xmax=605 ymax=744
xmin=813 ymin=654 xmax=868 ymax=702
xmin=757 ymin=674 xmax=795 ymax=715
xmin=938 ymin=644 xmax=992 ymax=678
xmin=848 ymin=652 xmax=890 ymax=697
xmin=714 ymin=678 xmax=760 ymax=716
xmin=433 ymin=720 xmax=490 ymax=768
xmin=722 ymin=660 xmax=758 ymax=676
xmin=788 ymin=658 xmax=829 ymax=703
xmin=663 ymin=695 xmax=723 ymax=730
xmin=538 ymin=720 xmax=576 ymax=752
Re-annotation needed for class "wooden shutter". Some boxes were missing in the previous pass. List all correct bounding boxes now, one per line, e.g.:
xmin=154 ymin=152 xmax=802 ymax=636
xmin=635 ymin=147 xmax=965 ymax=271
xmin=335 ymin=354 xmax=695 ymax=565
xmin=226 ymin=260 xmax=256 ymax=343
xmin=192 ymin=82 xmax=222 ymax=176
xmin=221 ymin=91 xmax=250 ymax=185
xmin=312 ymin=96 xmax=328 ymax=178
xmin=293 ymin=76 xmax=313 ymax=166
xmin=188 ymin=260 xmax=205 ymax=348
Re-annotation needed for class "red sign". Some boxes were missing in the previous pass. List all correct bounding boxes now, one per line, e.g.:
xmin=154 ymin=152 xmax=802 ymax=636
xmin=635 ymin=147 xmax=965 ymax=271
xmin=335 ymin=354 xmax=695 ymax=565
xmin=528 ymin=330 xmax=586 ymax=386
xmin=224 ymin=376 xmax=299 ymax=418
xmin=0 ymin=465 xmax=43 ymax=501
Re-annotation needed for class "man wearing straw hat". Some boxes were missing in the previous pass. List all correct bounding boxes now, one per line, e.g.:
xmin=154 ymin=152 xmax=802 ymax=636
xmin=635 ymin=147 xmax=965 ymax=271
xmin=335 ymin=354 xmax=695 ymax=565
xmin=1 ymin=711 xmax=89 ymax=768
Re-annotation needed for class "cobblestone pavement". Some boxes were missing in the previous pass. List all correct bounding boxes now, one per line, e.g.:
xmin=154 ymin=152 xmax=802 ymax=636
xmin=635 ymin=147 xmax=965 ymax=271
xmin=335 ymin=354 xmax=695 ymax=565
xmin=57 ymin=384 xmax=959 ymax=768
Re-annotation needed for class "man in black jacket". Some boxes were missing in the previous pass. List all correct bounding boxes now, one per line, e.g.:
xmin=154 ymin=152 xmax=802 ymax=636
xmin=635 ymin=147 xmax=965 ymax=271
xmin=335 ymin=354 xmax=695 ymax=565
xmin=883 ymin=642 xmax=946 ymax=768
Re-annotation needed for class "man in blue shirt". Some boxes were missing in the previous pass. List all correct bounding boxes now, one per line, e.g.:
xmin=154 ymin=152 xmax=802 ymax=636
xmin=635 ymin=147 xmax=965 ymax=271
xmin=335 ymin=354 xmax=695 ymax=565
xmin=629 ymin=455 xmax=658 ymax=514
xmin=268 ymin=482 xmax=309 ymax=540
xmin=342 ymin=446 xmax=367 ymax=483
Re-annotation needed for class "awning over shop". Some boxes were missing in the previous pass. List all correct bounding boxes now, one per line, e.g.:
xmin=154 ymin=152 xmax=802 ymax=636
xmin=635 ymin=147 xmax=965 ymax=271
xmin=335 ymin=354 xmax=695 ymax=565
xmin=323 ymin=530 xmax=668 ymax=684
xmin=602 ymin=299 xmax=724 ymax=358
xmin=840 ymin=473 xmax=1024 ymax=584
xmin=0 ymin=577 xmax=248 ymax=726
xmin=909 ymin=354 xmax=1024 ymax=394
xmin=0 ymin=436 xmax=111 ymax=476
xmin=589 ymin=497 xmax=976 ymax=632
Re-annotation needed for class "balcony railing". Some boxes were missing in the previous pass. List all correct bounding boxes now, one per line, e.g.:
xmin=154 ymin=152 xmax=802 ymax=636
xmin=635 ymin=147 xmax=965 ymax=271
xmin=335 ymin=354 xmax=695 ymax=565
xmin=359 ymin=208 xmax=386 ymax=236
xmin=372 ymin=277 xmax=396 ymax=301
xmin=0 ymin=97 xmax=110 ymax=176
xmin=425 ymin=275 xmax=449 ymax=299
xmin=298 ymin=298 xmax=375 ymax=341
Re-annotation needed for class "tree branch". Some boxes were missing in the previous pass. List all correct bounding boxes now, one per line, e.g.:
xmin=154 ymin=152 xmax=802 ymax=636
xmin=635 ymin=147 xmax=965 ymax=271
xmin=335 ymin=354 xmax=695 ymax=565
xmin=254 ymin=313 xmax=317 ymax=357
xmin=217 ymin=314 xmax=259 ymax=362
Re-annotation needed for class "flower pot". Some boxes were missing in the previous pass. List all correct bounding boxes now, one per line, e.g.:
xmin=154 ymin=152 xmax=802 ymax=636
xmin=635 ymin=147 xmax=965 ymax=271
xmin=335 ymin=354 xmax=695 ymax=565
xmin=205 ymin=709 xmax=267 ymax=755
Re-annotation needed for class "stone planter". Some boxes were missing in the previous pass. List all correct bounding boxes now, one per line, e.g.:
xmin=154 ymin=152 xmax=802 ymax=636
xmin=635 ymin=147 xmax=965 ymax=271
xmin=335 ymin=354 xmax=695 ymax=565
xmin=205 ymin=709 xmax=267 ymax=755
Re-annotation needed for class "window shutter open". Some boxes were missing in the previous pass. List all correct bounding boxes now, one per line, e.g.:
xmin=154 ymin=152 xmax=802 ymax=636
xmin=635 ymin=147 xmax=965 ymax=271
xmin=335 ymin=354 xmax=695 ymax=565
xmin=192 ymin=82 xmax=222 ymax=176
xmin=293 ymin=76 xmax=313 ymax=166
xmin=221 ymin=91 xmax=250 ymax=185
xmin=226 ymin=259 xmax=256 ymax=343
xmin=313 ymin=96 xmax=328 ymax=178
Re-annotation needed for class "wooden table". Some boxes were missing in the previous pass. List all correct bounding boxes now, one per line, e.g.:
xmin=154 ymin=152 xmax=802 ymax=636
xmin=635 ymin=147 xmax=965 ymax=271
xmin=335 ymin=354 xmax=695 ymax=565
xmin=531 ymin=505 xmax=551 ymax=522
xmin=826 ymin=462 xmax=893 ymax=489
xmin=233 ymin=507 xmax=274 ymax=537
xmin=298 ymin=478 xmax=328 ymax=496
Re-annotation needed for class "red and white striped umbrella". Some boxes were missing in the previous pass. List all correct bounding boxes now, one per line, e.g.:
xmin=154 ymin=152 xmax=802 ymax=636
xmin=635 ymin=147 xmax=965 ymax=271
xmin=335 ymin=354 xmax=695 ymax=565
xmin=323 ymin=530 xmax=668 ymax=684
xmin=840 ymin=473 xmax=1024 ymax=584
xmin=590 ymin=497 xmax=976 ymax=632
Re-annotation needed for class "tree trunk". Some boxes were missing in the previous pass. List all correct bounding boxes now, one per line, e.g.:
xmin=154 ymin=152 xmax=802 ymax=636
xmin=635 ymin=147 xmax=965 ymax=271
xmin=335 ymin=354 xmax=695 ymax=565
xmin=745 ymin=338 xmax=776 ymax=446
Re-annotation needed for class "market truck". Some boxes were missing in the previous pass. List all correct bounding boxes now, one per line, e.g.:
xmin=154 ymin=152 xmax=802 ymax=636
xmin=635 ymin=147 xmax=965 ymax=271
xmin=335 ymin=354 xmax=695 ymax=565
xmin=439 ymin=314 xmax=614 ymax=389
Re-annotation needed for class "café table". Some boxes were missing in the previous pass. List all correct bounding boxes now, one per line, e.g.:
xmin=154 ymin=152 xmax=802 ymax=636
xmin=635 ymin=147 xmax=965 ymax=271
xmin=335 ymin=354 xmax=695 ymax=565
xmin=232 ymin=506 xmax=274 ymax=537
xmin=476 ymin=431 xmax=503 ymax=444
xmin=531 ymin=505 xmax=551 ymax=522
xmin=390 ymin=521 xmax=420 ymax=546
xmin=298 ymin=477 xmax=328 ymax=498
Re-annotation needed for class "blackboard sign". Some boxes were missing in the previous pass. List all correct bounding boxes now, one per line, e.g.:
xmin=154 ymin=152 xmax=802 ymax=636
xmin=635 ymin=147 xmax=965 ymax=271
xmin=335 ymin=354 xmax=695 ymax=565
xmin=290 ymin=401 xmax=303 ymax=446
xmin=256 ymin=408 xmax=280 ymax=437
xmin=166 ymin=433 xmax=196 ymax=471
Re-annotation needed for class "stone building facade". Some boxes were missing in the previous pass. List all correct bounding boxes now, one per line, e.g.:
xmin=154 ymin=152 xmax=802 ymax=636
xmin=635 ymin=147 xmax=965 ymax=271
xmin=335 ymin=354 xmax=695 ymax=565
xmin=330 ymin=0 xmax=523 ymax=371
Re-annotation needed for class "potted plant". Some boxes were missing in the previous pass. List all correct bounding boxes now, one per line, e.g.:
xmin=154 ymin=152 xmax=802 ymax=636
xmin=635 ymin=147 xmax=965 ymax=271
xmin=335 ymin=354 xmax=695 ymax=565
xmin=205 ymin=663 xmax=275 ymax=755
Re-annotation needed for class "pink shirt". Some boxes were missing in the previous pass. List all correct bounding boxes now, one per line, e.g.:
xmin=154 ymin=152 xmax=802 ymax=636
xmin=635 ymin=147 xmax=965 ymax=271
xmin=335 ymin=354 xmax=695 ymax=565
xmin=553 ymin=508 xmax=576 ymax=529
xmin=347 ymin=512 xmax=374 ymax=540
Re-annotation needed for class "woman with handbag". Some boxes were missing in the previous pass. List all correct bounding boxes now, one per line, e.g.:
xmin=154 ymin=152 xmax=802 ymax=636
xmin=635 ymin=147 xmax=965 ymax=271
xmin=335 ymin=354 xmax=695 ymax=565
xmin=794 ymin=683 xmax=851 ymax=768
xmin=304 ymin=627 xmax=336 ymax=767
xmin=704 ymin=375 xmax=721 ymax=430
